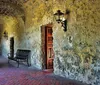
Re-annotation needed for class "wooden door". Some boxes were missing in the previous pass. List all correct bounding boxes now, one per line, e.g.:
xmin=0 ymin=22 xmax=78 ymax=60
xmin=10 ymin=37 xmax=14 ymax=58
xmin=41 ymin=24 xmax=54 ymax=69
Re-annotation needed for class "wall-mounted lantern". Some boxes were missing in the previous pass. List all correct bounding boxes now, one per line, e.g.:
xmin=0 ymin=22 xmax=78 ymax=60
xmin=3 ymin=30 xmax=8 ymax=39
xmin=54 ymin=9 xmax=70 ymax=32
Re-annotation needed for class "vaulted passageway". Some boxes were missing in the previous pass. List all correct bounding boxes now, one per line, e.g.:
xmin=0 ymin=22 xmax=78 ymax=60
xmin=0 ymin=16 xmax=25 ymax=57
xmin=0 ymin=0 xmax=25 ymax=57
xmin=0 ymin=0 xmax=100 ymax=85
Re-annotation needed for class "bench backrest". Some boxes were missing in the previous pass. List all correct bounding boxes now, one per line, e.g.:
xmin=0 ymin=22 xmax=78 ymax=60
xmin=16 ymin=49 xmax=31 ymax=58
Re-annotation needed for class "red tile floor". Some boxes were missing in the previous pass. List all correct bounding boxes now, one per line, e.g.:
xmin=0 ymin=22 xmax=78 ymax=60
xmin=0 ymin=56 xmax=88 ymax=85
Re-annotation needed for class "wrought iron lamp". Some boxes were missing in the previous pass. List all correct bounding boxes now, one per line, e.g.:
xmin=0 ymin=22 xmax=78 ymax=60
xmin=54 ymin=10 xmax=70 ymax=32
xmin=3 ymin=30 xmax=8 ymax=39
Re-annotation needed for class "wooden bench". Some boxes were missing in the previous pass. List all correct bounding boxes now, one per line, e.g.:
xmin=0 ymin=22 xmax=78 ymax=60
xmin=8 ymin=49 xmax=31 ymax=67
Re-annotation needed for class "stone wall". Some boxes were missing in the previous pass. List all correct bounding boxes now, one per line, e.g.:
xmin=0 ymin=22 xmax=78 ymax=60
xmin=0 ymin=23 xmax=3 ymax=55
xmin=22 ymin=0 xmax=100 ymax=84
xmin=52 ymin=0 xmax=100 ymax=85
xmin=21 ymin=26 xmax=42 ymax=69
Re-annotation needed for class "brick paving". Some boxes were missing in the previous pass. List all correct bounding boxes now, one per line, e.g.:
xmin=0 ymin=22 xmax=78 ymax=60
xmin=0 ymin=57 xmax=88 ymax=85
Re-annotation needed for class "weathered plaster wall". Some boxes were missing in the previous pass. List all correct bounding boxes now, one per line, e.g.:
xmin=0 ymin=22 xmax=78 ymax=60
xmin=52 ymin=0 xmax=100 ymax=85
xmin=0 ymin=21 xmax=3 ymax=55
xmin=18 ymin=0 xmax=100 ymax=84
xmin=19 ymin=0 xmax=54 ymax=68
xmin=0 ymin=0 xmax=100 ymax=85
xmin=22 ymin=0 xmax=100 ymax=84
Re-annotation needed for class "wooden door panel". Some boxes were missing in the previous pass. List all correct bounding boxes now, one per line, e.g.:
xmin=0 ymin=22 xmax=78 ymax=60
xmin=41 ymin=24 xmax=54 ymax=69
xmin=48 ymin=59 xmax=53 ymax=68
xmin=46 ymin=26 xmax=54 ymax=69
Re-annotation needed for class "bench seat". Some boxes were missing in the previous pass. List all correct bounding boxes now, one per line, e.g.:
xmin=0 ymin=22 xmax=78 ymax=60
xmin=8 ymin=49 xmax=31 ymax=67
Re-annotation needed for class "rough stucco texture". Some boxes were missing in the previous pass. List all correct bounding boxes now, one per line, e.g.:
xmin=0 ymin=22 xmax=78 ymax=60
xmin=53 ymin=0 xmax=100 ymax=85
xmin=0 ymin=0 xmax=100 ymax=85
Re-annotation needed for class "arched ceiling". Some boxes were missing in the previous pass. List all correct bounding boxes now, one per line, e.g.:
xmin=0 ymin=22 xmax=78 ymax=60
xmin=0 ymin=0 xmax=55 ymax=16
xmin=0 ymin=0 xmax=27 ymax=16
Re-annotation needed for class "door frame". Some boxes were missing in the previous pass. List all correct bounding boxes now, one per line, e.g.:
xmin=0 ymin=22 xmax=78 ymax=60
xmin=41 ymin=23 xmax=54 ymax=69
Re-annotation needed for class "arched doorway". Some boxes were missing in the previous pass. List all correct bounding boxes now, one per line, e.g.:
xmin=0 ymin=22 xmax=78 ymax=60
xmin=41 ymin=23 xmax=54 ymax=69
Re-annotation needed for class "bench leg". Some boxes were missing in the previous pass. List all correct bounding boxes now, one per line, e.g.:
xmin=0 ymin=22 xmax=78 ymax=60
xmin=27 ymin=59 xmax=30 ymax=67
xmin=17 ymin=60 xmax=19 ymax=68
